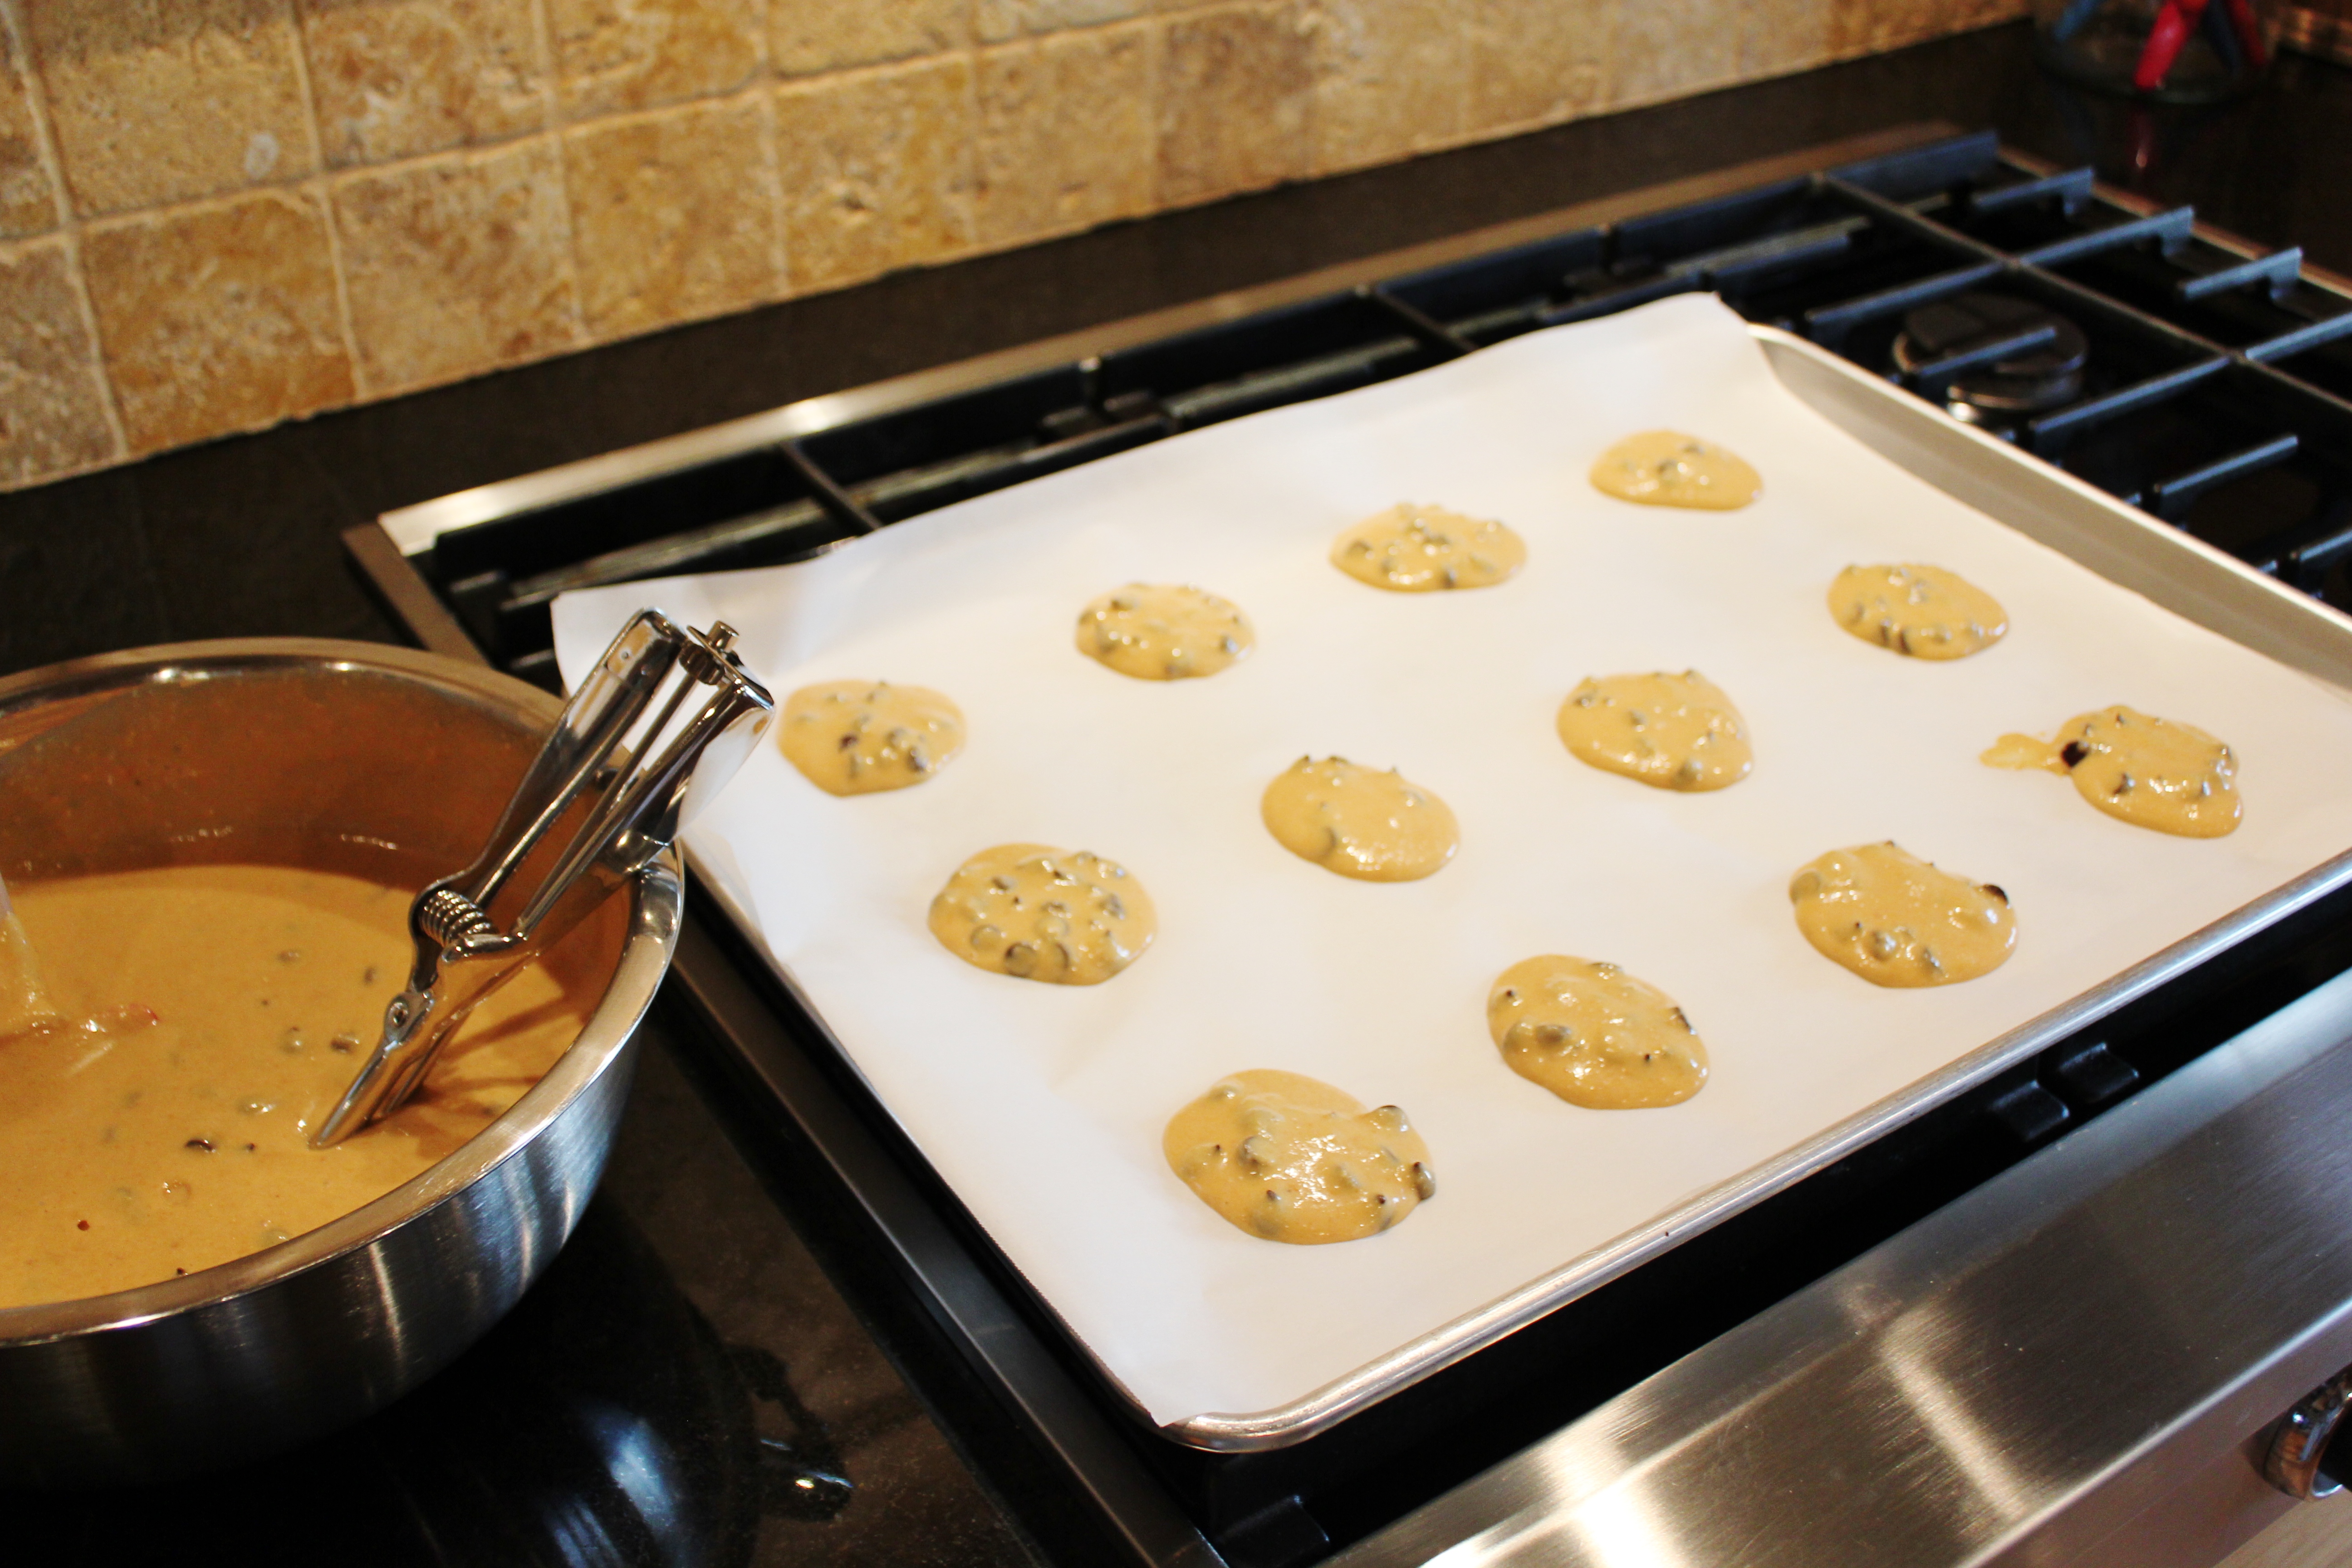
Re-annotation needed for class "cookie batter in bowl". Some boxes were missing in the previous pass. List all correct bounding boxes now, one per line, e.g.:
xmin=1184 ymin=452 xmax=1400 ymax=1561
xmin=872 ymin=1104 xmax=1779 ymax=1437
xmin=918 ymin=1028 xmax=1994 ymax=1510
xmin=0 ymin=864 xmax=608 ymax=1310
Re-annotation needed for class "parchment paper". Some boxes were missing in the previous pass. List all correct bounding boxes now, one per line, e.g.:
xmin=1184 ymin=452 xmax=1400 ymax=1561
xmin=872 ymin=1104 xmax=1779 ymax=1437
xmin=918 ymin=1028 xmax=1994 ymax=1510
xmin=553 ymin=296 xmax=2352 ymax=1427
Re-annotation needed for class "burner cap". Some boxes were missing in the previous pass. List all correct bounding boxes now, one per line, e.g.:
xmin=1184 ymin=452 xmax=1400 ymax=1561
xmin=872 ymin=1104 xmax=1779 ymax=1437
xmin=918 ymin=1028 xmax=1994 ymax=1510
xmin=1892 ymin=292 xmax=2088 ymax=420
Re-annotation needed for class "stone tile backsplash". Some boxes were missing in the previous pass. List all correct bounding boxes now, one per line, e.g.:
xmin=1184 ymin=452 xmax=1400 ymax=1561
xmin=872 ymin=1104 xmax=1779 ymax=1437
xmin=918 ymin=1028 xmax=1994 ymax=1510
xmin=0 ymin=0 xmax=2022 ymax=490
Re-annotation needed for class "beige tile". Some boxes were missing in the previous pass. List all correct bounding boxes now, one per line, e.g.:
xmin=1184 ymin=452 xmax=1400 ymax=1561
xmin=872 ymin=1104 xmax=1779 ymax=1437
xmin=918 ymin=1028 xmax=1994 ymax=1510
xmin=333 ymin=138 xmax=579 ymax=394
xmin=26 ymin=0 xmax=316 ymax=217
xmin=1465 ymin=0 xmax=1613 ymax=133
xmin=773 ymin=56 xmax=974 ymax=293
xmin=566 ymin=95 xmax=779 ymax=340
xmin=1305 ymin=0 xmax=1465 ymax=176
xmin=773 ymin=0 xmax=967 ymax=76
xmin=298 ymin=0 xmax=546 ymax=168
xmin=1609 ymin=0 xmax=1835 ymax=109
xmin=548 ymin=0 xmax=763 ymax=117
xmin=977 ymin=0 xmax=1144 ymax=45
xmin=0 ymin=8 xmax=56 ymax=237
xmin=81 ymin=191 xmax=351 ymax=454
xmin=975 ymin=24 xmax=1151 ymax=247
xmin=1156 ymin=3 xmax=1312 ymax=207
xmin=1831 ymin=0 xmax=2026 ymax=58
xmin=0 ymin=238 xmax=116 ymax=484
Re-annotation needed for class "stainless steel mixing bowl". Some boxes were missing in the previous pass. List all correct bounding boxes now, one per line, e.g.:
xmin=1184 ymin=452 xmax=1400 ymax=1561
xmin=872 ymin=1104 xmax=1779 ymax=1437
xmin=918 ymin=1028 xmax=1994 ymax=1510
xmin=0 ymin=640 xmax=682 ymax=1486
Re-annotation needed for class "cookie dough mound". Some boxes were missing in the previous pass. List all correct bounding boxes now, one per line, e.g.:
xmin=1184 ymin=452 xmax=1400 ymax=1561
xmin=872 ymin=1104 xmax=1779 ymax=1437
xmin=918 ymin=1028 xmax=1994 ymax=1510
xmin=1980 ymin=706 xmax=2240 ymax=838
xmin=928 ymin=844 xmax=1155 ymax=984
xmin=1590 ymin=431 xmax=1761 ymax=510
xmin=1487 ymin=956 xmax=1709 ymax=1109
xmin=1828 ymin=564 xmax=2008 ymax=660
xmin=779 ymin=680 xmax=966 ymax=795
xmin=1556 ymin=670 xmax=1752 ymax=792
xmin=1076 ymin=583 xmax=1254 ymax=681
xmin=1261 ymin=757 xmax=1459 ymax=882
xmin=1164 ymin=1069 xmax=1435 ymax=1244
xmin=1329 ymin=503 xmax=1526 ymax=592
xmin=1789 ymin=842 xmax=2015 ymax=988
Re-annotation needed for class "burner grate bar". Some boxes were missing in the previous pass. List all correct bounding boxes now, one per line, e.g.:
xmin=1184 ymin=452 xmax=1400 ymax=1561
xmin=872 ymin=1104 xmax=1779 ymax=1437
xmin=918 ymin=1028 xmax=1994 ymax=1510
xmin=2018 ymin=206 xmax=2198 ymax=269
xmin=1897 ymin=321 xmax=2060 ymax=388
xmin=1960 ymin=166 xmax=2097 ymax=217
xmin=2023 ymin=357 xmax=2230 ymax=451
xmin=1822 ymin=177 xmax=2010 ymax=262
xmin=2147 ymin=432 xmax=2303 ymax=523
xmin=1663 ymin=214 xmax=1872 ymax=286
xmin=1157 ymin=334 xmax=1429 ymax=429
xmin=1538 ymin=273 xmax=1699 ymax=328
xmin=2177 ymin=246 xmax=2306 ymax=302
xmin=784 ymin=441 xmax=883 ymax=534
xmin=849 ymin=414 xmax=1171 ymax=522
xmin=1362 ymin=287 xmax=1478 ymax=358
xmin=2247 ymin=308 xmax=2352 ymax=364
xmin=1799 ymin=259 xmax=2004 ymax=341
xmin=505 ymin=495 xmax=832 ymax=607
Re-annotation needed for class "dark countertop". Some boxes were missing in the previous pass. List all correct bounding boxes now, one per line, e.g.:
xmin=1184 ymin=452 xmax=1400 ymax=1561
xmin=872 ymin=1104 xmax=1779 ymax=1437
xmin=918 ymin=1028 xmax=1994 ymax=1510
xmin=6 ymin=23 xmax=2349 ymax=1567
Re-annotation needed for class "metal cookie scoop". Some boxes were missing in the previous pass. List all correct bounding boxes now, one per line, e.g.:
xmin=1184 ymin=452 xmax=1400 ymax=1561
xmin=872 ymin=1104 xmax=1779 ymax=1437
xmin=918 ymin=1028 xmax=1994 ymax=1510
xmin=312 ymin=610 xmax=773 ymax=1147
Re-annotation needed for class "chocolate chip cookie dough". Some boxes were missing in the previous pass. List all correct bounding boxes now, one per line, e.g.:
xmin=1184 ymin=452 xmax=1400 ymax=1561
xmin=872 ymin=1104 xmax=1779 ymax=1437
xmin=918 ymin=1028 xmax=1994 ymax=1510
xmin=1980 ymin=706 xmax=2241 ymax=838
xmin=1789 ymin=843 xmax=2015 ymax=988
xmin=1486 ymin=956 xmax=1709 ymax=1109
xmin=1261 ymin=757 xmax=1459 ymax=882
xmin=1076 ymin=584 xmax=1254 ymax=681
xmin=1828 ymin=564 xmax=2008 ymax=660
xmin=1590 ymin=431 xmax=1761 ymax=510
xmin=928 ymin=844 xmax=1155 ymax=984
xmin=1555 ymin=670 xmax=1753 ymax=792
xmin=779 ymin=680 xmax=966 ymax=795
xmin=1328 ymin=503 xmax=1526 ymax=592
xmin=1164 ymin=1069 xmax=1435 ymax=1245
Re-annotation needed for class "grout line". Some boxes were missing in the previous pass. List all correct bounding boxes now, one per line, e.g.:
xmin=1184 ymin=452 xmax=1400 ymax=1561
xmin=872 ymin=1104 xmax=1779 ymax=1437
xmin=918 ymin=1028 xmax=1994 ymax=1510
xmin=526 ymin=0 xmax=566 ymax=127
xmin=2 ymin=0 xmax=129 ymax=466
xmin=282 ymin=0 xmax=368 ymax=402
xmin=276 ymin=0 xmax=328 ymax=181
xmin=539 ymin=127 xmax=589 ymax=356
xmin=755 ymin=77 xmax=791 ymax=301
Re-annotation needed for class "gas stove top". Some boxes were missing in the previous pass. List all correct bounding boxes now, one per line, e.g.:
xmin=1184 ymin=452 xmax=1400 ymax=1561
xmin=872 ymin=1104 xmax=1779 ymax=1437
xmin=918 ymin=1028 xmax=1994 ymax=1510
xmin=305 ymin=125 xmax=2352 ymax=1567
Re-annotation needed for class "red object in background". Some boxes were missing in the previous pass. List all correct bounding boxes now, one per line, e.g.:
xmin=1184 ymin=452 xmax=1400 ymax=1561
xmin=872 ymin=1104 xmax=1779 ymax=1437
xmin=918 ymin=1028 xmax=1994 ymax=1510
xmin=2219 ymin=0 xmax=2270 ymax=64
xmin=2135 ymin=0 xmax=2215 ymax=89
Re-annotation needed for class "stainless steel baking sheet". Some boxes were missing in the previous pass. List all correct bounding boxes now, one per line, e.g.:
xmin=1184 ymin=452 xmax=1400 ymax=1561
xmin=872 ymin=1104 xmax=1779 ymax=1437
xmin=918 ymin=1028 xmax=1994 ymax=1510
xmin=550 ymin=297 xmax=2352 ymax=1450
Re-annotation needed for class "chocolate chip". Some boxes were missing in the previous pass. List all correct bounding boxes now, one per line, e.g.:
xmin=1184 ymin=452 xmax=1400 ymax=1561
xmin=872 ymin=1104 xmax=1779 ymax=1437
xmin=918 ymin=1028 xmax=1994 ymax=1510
xmin=185 ymin=1137 xmax=215 ymax=1152
xmin=2060 ymin=740 xmax=2090 ymax=768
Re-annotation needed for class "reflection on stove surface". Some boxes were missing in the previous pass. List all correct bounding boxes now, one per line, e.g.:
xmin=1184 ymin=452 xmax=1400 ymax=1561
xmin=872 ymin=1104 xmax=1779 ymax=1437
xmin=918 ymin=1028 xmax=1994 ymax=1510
xmin=8 ymin=1199 xmax=850 ymax=1568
